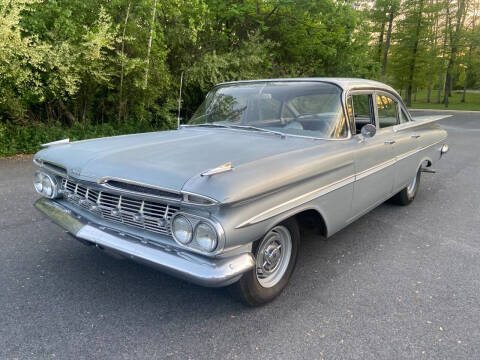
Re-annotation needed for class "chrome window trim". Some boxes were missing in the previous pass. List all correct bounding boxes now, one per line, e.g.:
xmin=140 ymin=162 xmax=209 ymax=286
xmin=344 ymin=89 xmax=376 ymax=131
xmin=235 ymin=139 xmax=444 ymax=229
xmin=346 ymin=87 xmax=412 ymax=130
xmin=374 ymin=90 xmax=401 ymax=129
xmin=187 ymin=80 xmax=353 ymax=141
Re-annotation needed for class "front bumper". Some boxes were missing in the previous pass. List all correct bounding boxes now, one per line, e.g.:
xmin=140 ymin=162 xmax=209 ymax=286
xmin=34 ymin=198 xmax=254 ymax=287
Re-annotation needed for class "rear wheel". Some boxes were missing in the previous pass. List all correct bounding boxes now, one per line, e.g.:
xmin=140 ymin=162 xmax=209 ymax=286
xmin=229 ymin=218 xmax=300 ymax=306
xmin=391 ymin=168 xmax=421 ymax=205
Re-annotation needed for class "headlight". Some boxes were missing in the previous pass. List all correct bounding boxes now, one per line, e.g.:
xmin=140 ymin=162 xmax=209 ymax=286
xmin=194 ymin=222 xmax=218 ymax=252
xmin=33 ymin=171 xmax=58 ymax=198
xmin=34 ymin=172 xmax=44 ymax=193
xmin=171 ymin=215 xmax=193 ymax=244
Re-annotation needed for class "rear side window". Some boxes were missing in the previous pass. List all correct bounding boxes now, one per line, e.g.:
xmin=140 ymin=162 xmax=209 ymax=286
xmin=376 ymin=95 xmax=398 ymax=128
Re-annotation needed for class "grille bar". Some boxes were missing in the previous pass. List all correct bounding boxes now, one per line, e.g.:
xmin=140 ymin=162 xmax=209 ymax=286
xmin=61 ymin=178 xmax=179 ymax=236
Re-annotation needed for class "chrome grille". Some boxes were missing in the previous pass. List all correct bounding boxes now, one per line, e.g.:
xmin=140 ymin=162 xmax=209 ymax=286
xmin=61 ymin=178 xmax=179 ymax=236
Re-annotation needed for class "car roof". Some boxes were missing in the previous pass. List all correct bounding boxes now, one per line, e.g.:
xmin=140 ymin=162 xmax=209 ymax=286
xmin=217 ymin=77 xmax=399 ymax=97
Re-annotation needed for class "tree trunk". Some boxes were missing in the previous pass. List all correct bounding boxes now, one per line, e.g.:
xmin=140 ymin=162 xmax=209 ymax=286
xmin=437 ymin=0 xmax=450 ymax=104
xmin=444 ymin=0 xmax=466 ymax=107
xmin=382 ymin=11 xmax=395 ymax=76
xmin=58 ymin=99 xmax=76 ymax=126
xmin=462 ymin=8 xmax=476 ymax=103
xmin=119 ymin=1 xmax=131 ymax=122
xmin=406 ymin=0 xmax=425 ymax=107
xmin=144 ymin=0 xmax=158 ymax=89
xmin=427 ymin=86 xmax=432 ymax=103
xmin=377 ymin=22 xmax=385 ymax=62
xmin=461 ymin=67 xmax=468 ymax=103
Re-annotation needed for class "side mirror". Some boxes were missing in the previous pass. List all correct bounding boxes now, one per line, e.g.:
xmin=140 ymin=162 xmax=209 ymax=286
xmin=361 ymin=124 xmax=376 ymax=138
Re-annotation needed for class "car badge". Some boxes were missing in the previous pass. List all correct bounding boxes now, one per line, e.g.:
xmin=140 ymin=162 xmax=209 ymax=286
xmin=70 ymin=168 xmax=81 ymax=176
xmin=201 ymin=162 xmax=233 ymax=176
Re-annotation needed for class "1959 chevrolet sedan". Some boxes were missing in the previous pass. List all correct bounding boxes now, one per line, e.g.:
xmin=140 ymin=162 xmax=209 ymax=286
xmin=33 ymin=78 xmax=449 ymax=305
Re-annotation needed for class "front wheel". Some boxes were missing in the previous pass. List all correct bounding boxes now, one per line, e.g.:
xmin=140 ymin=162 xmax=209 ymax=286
xmin=229 ymin=218 xmax=300 ymax=306
xmin=391 ymin=168 xmax=421 ymax=205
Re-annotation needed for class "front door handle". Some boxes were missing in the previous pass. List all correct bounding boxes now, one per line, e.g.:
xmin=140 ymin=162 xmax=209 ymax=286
xmin=384 ymin=140 xmax=396 ymax=145
xmin=411 ymin=134 xmax=421 ymax=139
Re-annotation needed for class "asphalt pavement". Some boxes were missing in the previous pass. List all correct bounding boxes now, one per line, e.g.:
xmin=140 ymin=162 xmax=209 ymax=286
xmin=1 ymin=110 xmax=479 ymax=359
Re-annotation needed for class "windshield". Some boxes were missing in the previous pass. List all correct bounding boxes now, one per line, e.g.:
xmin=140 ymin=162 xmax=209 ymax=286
xmin=188 ymin=81 xmax=348 ymax=138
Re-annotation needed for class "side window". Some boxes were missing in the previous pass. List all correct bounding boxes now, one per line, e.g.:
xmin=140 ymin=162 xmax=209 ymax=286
xmin=349 ymin=94 xmax=374 ymax=135
xmin=399 ymin=108 xmax=410 ymax=124
xmin=376 ymin=95 xmax=398 ymax=128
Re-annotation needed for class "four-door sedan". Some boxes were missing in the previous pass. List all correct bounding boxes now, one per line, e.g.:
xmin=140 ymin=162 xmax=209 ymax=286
xmin=33 ymin=78 xmax=449 ymax=305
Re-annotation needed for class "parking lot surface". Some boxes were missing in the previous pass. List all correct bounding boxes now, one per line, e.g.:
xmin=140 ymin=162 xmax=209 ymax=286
xmin=1 ymin=111 xmax=479 ymax=359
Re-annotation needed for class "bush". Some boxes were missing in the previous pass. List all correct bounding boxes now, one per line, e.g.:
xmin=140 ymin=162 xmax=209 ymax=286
xmin=0 ymin=119 xmax=161 ymax=157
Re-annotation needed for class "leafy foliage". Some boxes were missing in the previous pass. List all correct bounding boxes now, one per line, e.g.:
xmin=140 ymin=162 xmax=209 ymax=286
xmin=0 ymin=0 xmax=479 ymax=155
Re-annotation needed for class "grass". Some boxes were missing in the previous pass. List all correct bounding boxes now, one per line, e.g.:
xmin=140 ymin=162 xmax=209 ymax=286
xmin=409 ymin=89 xmax=480 ymax=111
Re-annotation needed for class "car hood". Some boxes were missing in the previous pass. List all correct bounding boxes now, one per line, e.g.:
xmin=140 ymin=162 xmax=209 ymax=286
xmin=35 ymin=128 xmax=332 ymax=200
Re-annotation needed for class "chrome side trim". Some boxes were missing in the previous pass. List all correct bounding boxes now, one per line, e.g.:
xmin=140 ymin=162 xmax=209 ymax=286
xmin=235 ymin=175 xmax=355 ymax=229
xmin=235 ymin=139 xmax=445 ymax=228
xmin=34 ymin=198 xmax=254 ymax=287
xmin=355 ymin=158 xmax=396 ymax=181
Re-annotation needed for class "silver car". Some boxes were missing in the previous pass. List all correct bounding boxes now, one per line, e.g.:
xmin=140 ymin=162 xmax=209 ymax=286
xmin=33 ymin=78 xmax=449 ymax=305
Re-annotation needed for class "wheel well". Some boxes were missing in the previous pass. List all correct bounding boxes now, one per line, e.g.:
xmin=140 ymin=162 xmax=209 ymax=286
xmin=295 ymin=209 xmax=327 ymax=237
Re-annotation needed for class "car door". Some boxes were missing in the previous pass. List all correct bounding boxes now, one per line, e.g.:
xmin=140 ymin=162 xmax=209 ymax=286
xmin=391 ymin=102 xmax=420 ymax=192
xmin=348 ymin=91 xmax=396 ymax=219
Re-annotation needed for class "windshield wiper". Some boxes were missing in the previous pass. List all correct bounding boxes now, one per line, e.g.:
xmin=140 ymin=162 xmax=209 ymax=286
xmin=182 ymin=123 xmax=231 ymax=130
xmin=227 ymin=125 xmax=286 ymax=138
xmin=183 ymin=123 xmax=286 ymax=139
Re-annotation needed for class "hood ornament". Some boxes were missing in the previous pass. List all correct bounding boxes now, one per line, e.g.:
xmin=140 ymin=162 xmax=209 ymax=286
xmin=41 ymin=138 xmax=70 ymax=148
xmin=201 ymin=162 xmax=233 ymax=176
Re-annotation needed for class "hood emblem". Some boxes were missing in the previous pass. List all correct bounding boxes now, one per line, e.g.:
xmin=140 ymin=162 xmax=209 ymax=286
xmin=70 ymin=168 xmax=81 ymax=176
xmin=201 ymin=162 xmax=233 ymax=176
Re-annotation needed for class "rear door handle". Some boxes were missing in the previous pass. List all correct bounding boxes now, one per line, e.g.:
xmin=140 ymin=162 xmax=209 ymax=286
xmin=411 ymin=134 xmax=421 ymax=139
xmin=384 ymin=140 xmax=396 ymax=145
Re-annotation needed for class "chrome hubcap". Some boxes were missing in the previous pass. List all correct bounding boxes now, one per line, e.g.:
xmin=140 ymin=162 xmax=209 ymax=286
xmin=256 ymin=225 xmax=292 ymax=288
